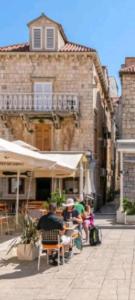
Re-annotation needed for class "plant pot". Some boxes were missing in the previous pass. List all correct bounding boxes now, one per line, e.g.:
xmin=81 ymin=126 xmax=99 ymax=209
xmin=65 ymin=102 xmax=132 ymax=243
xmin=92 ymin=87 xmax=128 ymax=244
xmin=116 ymin=210 xmax=125 ymax=224
xmin=125 ymin=212 xmax=135 ymax=225
xmin=17 ymin=243 xmax=39 ymax=261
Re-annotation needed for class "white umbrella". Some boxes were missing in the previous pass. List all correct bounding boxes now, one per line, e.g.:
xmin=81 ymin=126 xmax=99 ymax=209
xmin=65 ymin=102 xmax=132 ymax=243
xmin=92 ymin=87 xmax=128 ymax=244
xmin=84 ymin=161 xmax=96 ymax=196
xmin=0 ymin=138 xmax=57 ymax=224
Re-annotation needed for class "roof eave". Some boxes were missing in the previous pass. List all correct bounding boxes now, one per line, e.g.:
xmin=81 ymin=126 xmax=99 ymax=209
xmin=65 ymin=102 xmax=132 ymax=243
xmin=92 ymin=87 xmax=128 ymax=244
xmin=92 ymin=52 xmax=109 ymax=98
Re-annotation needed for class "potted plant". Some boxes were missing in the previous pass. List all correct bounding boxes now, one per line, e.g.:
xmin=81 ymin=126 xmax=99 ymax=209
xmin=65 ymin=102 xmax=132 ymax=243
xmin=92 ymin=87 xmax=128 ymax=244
xmin=50 ymin=190 xmax=66 ymax=216
xmin=17 ymin=214 xmax=39 ymax=261
xmin=42 ymin=201 xmax=49 ymax=211
xmin=50 ymin=190 xmax=66 ymax=207
xmin=123 ymin=198 xmax=135 ymax=225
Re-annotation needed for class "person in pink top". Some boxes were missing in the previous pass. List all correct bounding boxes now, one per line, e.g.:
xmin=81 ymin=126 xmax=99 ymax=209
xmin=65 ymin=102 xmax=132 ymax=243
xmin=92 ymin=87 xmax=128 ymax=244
xmin=83 ymin=204 xmax=94 ymax=242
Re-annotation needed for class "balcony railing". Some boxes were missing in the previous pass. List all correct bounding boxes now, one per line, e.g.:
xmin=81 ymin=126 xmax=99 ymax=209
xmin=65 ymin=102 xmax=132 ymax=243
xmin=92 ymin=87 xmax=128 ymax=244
xmin=0 ymin=93 xmax=79 ymax=113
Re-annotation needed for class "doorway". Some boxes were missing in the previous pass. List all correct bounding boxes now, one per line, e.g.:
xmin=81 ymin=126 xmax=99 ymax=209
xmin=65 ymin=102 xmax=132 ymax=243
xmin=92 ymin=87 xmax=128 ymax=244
xmin=36 ymin=178 xmax=52 ymax=201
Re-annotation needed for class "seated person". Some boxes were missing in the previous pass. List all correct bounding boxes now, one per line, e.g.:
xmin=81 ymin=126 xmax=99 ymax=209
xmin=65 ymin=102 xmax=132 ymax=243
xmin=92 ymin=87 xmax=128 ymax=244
xmin=62 ymin=198 xmax=82 ymax=226
xmin=62 ymin=198 xmax=83 ymax=251
xmin=37 ymin=203 xmax=72 ymax=263
xmin=83 ymin=204 xmax=94 ymax=243
xmin=74 ymin=196 xmax=85 ymax=217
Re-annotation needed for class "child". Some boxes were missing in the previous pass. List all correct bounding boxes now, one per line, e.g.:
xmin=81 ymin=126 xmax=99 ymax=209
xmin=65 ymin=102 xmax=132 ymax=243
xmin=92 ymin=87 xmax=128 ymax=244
xmin=83 ymin=204 xmax=94 ymax=242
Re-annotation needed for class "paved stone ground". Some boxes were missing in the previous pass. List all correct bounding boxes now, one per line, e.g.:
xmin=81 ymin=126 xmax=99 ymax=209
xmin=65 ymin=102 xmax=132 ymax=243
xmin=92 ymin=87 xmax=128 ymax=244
xmin=1 ymin=227 xmax=135 ymax=300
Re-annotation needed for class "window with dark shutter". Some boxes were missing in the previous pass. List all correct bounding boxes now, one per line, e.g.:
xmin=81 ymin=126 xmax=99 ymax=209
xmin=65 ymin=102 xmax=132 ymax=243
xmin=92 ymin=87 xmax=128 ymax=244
xmin=46 ymin=27 xmax=55 ymax=49
xmin=32 ymin=28 xmax=42 ymax=49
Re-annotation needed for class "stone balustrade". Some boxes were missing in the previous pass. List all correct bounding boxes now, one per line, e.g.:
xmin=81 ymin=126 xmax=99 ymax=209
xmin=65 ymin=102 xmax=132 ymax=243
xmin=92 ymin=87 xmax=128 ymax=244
xmin=0 ymin=93 xmax=79 ymax=113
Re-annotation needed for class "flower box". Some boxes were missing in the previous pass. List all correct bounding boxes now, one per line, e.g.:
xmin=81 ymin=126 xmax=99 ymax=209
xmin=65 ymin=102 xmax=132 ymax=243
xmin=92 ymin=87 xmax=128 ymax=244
xmin=125 ymin=212 xmax=135 ymax=225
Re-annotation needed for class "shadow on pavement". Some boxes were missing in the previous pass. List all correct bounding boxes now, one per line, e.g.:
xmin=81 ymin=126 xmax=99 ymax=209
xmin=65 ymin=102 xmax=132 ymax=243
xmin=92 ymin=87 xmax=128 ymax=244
xmin=0 ymin=256 xmax=51 ymax=279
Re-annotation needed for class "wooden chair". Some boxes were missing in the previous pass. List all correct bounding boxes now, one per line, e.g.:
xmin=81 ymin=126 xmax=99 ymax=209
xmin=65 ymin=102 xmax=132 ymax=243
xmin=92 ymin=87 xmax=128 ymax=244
xmin=0 ymin=203 xmax=9 ymax=235
xmin=27 ymin=201 xmax=43 ymax=210
xmin=38 ymin=229 xmax=64 ymax=271
xmin=25 ymin=201 xmax=44 ymax=220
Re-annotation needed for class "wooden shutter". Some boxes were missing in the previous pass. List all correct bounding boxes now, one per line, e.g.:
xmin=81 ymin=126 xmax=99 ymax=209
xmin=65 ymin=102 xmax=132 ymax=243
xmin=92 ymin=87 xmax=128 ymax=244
xmin=33 ymin=28 xmax=42 ymax=49
xmin=46 ymin=28 xmax=55 ymax=49
xmin=35 ymin=124 xmax=52 ymax=151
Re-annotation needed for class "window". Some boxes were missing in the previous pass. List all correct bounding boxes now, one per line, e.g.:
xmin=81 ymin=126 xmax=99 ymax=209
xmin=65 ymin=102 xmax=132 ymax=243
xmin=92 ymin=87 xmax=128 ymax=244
xmin=63 ymin=178 xmax=79 ymax=194
xmin=32 ymin=27 xmax=42 ymax=50
xmin=8 ymin=178 xmax=25 ymax=194
xmin=45 ymin=27 xmax=55 ymax=50
xmin=34 ymin=82 xmax=52 ymax=111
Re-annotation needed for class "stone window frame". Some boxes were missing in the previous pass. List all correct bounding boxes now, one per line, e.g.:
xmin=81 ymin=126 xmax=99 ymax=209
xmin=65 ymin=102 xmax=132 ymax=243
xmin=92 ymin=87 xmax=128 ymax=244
xmin=32 ymin=26 xmax=43 ymax=50
xmin=45 ymin=27 xmax=55 ymax=50
xmin=63 ymin=177 xmax=79 ymax=194
xmin=8 ymin=177 xmax=25 ymax=195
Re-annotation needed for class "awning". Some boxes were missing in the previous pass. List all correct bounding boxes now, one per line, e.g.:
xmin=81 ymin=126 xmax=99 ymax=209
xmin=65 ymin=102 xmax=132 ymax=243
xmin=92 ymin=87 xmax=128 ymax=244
xmin=0 ymin=139 xmax=85 ymax=175
xmin=0 ymin=138 xmax=56 ymax=170
xmin=13 ymin=140 xmax=39 ymax=151
xmin=117 ymin=139 xmax=135 ymax=153
xmin=34 ymin=153 xmax=83 ymax=177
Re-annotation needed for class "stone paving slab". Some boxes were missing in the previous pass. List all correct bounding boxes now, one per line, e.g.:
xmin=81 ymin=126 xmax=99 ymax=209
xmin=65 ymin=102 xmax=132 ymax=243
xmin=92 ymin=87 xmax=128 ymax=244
xmin=1 ymin=229 xmax=135 ymax=300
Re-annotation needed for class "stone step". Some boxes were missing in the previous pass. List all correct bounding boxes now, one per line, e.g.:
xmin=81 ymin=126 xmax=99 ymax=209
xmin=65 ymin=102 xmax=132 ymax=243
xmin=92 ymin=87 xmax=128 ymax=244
xmin=98 ymin=224 xmax=135 ymax=229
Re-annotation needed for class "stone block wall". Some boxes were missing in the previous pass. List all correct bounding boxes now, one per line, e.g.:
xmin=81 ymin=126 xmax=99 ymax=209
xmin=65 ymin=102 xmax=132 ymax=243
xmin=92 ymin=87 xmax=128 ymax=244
xmin=121 ymin=74 xmax=135 ymax=138
xmin=123 ymin=161 xmax=135 ymax=201
xmin=120 ymin=73 xmax=135 ymax=201
xmin=0 ymin=53 xmax=94 ymax=152
xmin=0 ymin=52 xmax=111 ymax=206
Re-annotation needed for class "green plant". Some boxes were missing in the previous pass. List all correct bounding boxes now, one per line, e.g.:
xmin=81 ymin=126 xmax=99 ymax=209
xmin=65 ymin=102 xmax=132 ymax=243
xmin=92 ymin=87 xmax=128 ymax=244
xmin=50 ymin=190 xmax=66 ymax=207
xmin=20 ymin=214 xmax=38 ymax=244
xmin=123 ymin=198 xmax=133 ymax=212
xmin=123 ymin=198 xmax=135 ymax=215
xmin=42 ymin=201 xmax=49 ymax=210
xmin=126 ymin=207 xmax=135 ymax=215
xmin=7 ymin=215 xmax=38 ymax=255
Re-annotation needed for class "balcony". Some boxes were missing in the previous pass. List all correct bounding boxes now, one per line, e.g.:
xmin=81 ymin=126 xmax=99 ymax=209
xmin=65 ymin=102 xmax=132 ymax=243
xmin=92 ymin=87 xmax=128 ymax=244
xmin=0 ymin=93 xmax=79 ymax=115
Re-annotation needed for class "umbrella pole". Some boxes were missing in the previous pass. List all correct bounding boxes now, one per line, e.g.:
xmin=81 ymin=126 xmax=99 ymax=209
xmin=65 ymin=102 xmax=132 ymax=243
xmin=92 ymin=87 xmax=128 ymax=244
xmin=26 ymin=171 xmax=33 ymax=210
xmin=15 ymin=170 xmax=20 ymax=226
xmin=59 ymin=178 xmax=61 ymax=196
xmin=79 ymin=162 xmax=84 ymax=201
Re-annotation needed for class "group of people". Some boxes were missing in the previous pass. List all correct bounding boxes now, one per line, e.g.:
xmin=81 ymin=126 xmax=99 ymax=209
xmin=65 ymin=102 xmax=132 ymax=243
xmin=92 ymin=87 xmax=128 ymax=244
xmin=37 ymin=196 xmax=94 ymax=264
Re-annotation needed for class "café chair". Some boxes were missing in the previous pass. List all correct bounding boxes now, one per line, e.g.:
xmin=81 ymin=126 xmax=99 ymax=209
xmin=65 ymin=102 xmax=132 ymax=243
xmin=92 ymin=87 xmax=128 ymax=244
xmin=38 ymin=229 xmax=64 ymax=271
xmin=0 ymin=203 xmax=9 ymax=235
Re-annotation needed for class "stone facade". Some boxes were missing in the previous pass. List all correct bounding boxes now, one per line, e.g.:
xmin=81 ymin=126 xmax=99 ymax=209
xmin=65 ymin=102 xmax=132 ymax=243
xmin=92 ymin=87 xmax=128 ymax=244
xmin=120 ymin=58 xmax=135 ymax=201
xmin=0 ymin=14 xmax=114 ymax=208
xmin=123 ymin=160 xmax=135 ymax=201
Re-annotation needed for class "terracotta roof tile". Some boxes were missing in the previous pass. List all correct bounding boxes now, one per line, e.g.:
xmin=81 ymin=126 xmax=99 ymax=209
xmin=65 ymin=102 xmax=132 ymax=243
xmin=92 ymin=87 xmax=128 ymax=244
xmin=60 ymin=42 xmax=96 ymax=52
xmin=120 ymin=64 xmax=135 ymax=74
xmin=0 ymin=41 xmax=95 ymax=53
xmin=0 ymin=43 xmax=29 ymax=52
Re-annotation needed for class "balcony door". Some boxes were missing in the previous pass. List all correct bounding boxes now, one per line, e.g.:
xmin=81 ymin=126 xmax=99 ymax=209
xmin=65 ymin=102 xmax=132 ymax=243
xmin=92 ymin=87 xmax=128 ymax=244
xmin=35 ymin=123 xmax=52 ymax=151
xmin=34 ymin=82 xmax=52 ymax=111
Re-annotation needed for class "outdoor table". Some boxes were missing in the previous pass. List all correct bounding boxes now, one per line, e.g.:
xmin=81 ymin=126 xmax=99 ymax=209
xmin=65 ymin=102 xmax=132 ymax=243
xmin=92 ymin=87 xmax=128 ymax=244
xmin=64 ymin=223 xmax=78 ymax=237
xmin=64 ymin=224 xmax=78 ymax=231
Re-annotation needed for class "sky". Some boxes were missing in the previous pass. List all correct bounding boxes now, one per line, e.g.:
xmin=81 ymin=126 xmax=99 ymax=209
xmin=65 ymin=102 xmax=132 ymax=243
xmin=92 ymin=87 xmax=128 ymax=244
xmin=0 ymin=0 xmax=135 ymax=93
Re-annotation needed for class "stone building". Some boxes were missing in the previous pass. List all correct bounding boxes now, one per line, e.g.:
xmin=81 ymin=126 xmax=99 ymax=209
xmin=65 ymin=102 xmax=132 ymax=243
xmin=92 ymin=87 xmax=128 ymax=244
xmin=0 ymin=13 xmax=114 ymax=209
xmin=109 ymin=77 xmax=119 ymax=193
xmin=119 ymin=58 xmax=135 ymax=201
